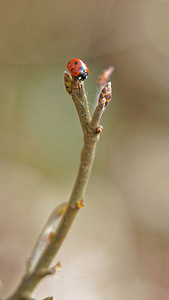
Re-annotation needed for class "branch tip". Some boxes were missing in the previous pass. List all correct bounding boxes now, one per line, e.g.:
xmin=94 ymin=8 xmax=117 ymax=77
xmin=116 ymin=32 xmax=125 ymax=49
xmin=99 ymin=82 xmax=112 ymax=106
xmin=64 ymin=71 xmax=72 ymax=95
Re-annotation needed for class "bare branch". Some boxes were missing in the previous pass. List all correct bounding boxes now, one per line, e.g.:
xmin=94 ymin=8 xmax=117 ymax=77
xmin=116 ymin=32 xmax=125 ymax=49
xmin=6 ymin=67 xmax=113 ymax=300
xmin=90 ymin=82 xmax=112 ymax=132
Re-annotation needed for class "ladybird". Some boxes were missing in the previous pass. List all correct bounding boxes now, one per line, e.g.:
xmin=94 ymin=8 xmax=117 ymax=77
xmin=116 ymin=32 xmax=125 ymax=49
xmin=67 ymin=58 xmax=89 ymax=80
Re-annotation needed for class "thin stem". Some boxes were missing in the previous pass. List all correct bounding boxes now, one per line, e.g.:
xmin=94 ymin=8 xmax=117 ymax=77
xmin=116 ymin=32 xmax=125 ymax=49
xmin=6 ymin=76 xmax=107 ymax=300
xmin=90 ymin=100 xmax=106 ymax=131
xmin=71 ymin=78 xmax=91 ymax=133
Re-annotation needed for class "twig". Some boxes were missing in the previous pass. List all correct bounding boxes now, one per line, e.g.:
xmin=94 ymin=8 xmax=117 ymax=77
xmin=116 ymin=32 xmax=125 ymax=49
xmin=6 ymin=70 xmax=112 ymax=300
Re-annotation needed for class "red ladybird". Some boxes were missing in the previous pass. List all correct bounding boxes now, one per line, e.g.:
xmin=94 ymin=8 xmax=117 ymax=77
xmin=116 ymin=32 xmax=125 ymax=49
xmin=67 ymin=58 xmax=89 ymax=80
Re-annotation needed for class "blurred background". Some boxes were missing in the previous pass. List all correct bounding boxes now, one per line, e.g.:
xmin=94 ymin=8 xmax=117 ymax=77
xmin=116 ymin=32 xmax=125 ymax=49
xmin=1 ymin=0 xmax=169 ymax=299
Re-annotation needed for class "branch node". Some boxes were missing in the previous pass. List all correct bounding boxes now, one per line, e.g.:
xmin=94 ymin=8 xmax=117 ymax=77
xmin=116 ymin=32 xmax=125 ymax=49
xmin=76 ymin=199 xmax=84 ymax=208
xmin=95 ymin=125 xmax=104 ymax=134
xmin=37 ymin=261 xmax=62 ymax=278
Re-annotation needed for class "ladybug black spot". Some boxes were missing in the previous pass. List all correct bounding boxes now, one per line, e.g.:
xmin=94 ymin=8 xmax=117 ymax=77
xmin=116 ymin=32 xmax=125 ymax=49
xmin=74 ymin=61 xmax=78 ymax=65
xmin=71 ymin=68 xmax=74 ymax=71
xmin=68 ymin=61 xmax=70 ymax=64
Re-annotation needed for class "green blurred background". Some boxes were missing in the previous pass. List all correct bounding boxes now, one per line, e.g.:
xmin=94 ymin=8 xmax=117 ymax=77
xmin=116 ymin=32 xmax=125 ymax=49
xmin=1 ymin=0 xmax=169 ymax=299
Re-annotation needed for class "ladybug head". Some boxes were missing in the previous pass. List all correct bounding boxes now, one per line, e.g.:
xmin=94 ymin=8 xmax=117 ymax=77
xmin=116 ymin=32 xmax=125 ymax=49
xmin=77 ymin=71 xmax=88 ymax=81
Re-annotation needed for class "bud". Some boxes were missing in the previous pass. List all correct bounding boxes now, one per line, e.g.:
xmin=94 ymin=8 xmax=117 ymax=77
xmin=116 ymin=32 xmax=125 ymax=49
xmin=55 ymin=261 xmax=62 ymax=271
xmin=96 ymin=125 xmax=104 ymax=134
xmin=98 ymin=66 xmax=114 ymax=87
xmin=99 ymin=82 xmax=112 ymax=106
xmin=48 ymin=261 xmax=62 ymax=275
xmin=64 ymin=71 xmax=72 ymax=95
xmin=77 ymin=199 xmax=84 ymax=208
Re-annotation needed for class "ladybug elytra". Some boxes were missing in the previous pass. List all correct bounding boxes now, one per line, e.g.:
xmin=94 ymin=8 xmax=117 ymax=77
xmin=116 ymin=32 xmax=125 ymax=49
xmin=67 ymin=58 xmax=89 ymax=80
